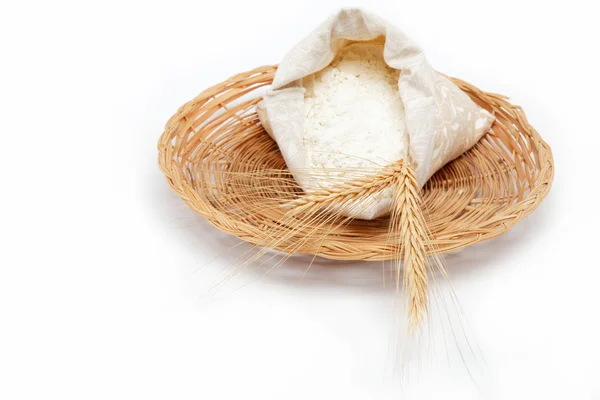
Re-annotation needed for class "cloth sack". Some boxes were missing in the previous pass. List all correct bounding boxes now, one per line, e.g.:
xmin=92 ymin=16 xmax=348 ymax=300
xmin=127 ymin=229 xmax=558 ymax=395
xmin=257 ymin=8 xmax=495 ymax=219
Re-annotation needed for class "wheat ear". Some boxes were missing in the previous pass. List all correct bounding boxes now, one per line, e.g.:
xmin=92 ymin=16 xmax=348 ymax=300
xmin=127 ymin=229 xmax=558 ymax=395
xmin=285 ymin=162 xmax=404 ymax=215
xmin=391 ymin=163 xmax=429 ymax=334
xmin=282 ymin=161 xmax=431 ymax=334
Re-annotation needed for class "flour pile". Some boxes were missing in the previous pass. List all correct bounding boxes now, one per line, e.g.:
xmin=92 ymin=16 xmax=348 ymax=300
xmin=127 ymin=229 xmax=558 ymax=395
xmin=302 ymin=43 xmax=408 ymax=187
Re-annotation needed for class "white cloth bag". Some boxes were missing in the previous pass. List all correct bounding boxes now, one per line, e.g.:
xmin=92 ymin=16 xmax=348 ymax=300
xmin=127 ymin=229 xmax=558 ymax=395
xmin=258 ymin=8 xmax=495 ymax=219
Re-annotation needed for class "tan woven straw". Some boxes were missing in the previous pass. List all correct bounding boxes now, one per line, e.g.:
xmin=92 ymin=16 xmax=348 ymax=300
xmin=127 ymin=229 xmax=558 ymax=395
xmin=158 ymin=65 xmax=553 ymax=259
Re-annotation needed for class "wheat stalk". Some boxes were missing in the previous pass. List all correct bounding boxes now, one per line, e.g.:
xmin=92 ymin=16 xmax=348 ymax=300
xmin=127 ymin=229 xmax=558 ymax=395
xmin=285 ymin=162 xmax=403 ymax=215
xmin=391 ymin=163 xmax=429 ymax=334
xmin=282 ymin=160 xmax=431 ymax=333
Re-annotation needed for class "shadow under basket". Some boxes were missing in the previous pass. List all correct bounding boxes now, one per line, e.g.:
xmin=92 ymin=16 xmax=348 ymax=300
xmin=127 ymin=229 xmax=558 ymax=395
xmin=158 ymin=65 xmax=554 ymax=261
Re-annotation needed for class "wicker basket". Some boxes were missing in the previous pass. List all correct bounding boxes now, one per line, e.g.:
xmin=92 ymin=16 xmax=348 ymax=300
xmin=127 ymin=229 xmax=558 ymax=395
xmin=158 ymin=65 xmax=553 ymax=261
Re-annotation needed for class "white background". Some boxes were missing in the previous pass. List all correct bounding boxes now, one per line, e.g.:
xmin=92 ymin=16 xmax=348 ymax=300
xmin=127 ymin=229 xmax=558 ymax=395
xmin=1 ymin=0 xmax=599 ymax=399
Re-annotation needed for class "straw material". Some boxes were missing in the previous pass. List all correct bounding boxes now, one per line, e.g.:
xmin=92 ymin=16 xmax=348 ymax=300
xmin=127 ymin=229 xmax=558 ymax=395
xmin=158 ymin=65 xmax=554 ymax=262
xmin=390 ymin=162 xmax=430 ymax=332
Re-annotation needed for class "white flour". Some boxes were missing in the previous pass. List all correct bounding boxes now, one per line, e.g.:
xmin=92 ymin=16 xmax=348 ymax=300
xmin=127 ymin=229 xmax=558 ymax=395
xmin=302 ymin=43 xmax=408 ymax=192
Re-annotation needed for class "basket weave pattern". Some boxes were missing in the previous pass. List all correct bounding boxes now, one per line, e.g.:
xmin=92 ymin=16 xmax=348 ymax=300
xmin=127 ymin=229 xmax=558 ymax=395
xmin=158 ymin=66 xmax=553 ymax=260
